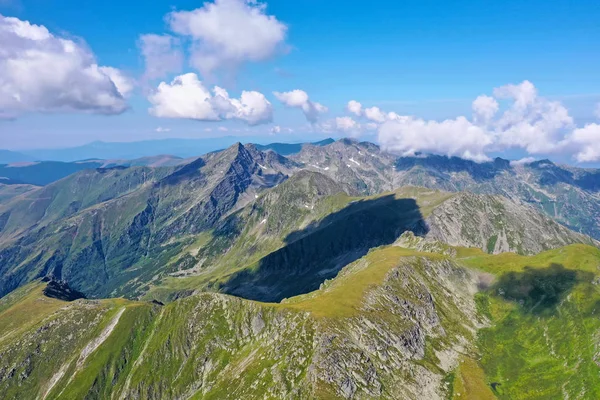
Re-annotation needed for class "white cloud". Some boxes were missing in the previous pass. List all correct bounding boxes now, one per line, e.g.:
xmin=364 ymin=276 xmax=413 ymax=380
xmin=378 ymin=116 xmax=493 ymax=162
xmin=98 ymin=67 xmax=134 ymax=97
xmin=0 ymin=14 xmax=132 ymax=118
xmin=565 ymin=123 xmax=600 ymax=162
xmin=273 ymin=89 xmax=327 ymax=123
xmin=364 ymin=106 xmax=387 ymax=123
xmin=494 ymin=80 xmax=537 ymax=109
xmin=138 ymin=34 xmax=183 ymax=80
xmin=493 ymin=80 xmax=573 ymax=154
xmin=155 ymin=126 xmax=171 ymax=133
xmin=148 ymin=73 xmax=272 ymax=125
xmin=472 ymin=95 xmax=498 ymax=123
xmin=347 ymin=100 xmax=362 ymax=116
xmin=167 ymin=0 xmax=287 ymax=78
xmin=345 ymin=101 xmax=405 ymax=125
xmin=218 ymin=126 xmax=228 ymax=132
xmin=213 ymin=85 xmax=273 ymax=125
xmin=335 ymin=116 xmax=360 ymax=134
xmin=335 ymin=117 xmax=363 ymax=137
xmin=270 ymin=125 xmax=293 ymax=134
xmin=510 ymin=157 xmax=536 ymax=166
xmin=345 ymin=80 xmax=599 ymax=163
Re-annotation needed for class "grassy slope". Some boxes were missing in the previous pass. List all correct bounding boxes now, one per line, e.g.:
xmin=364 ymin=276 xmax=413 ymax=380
xmin=456 ymin=244 xmax=600 ymax=399
xmin=2 ymin=226 xmax=599 ymax=398
xmin=283 ymin=246 xmax=444 ymax=318
xmin=0 ymin=244 xmax=477 ymax=399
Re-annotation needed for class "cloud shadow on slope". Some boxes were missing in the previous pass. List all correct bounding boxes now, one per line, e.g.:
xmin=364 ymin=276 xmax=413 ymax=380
xmin=220 ymin=194 xmax=428 ymax=302
xmin=492 ymin=264 xmax=593 ymax=315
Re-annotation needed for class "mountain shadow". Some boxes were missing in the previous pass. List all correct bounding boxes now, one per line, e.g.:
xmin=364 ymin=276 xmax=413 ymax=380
xmin=492 ymin=264 xmax=593 ymax=315
xmin=220 ymin=194 xmax=428 ymax=302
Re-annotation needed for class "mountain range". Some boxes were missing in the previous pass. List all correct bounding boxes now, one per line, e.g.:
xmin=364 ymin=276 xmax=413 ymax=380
xmin=0 ymin=137 xmax=336 ymax=164
xmin=0 ymin=138 xmax=599 ymax=399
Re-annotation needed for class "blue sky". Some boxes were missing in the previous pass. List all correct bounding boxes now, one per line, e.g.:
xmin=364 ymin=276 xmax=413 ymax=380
xmin=1 ymin=0 xmax=600 ymax=164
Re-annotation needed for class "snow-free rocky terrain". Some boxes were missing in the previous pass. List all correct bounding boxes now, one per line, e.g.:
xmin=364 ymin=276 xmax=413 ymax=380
xmin=1 ymin=139 xmax=600 ymax=399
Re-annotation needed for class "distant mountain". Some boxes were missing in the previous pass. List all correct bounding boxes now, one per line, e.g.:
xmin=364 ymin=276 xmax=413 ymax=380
xmin=0 ymin=149 xmax=35 ymax=164
xmin=254 ymin=138 xmax=335 ymax=155
xmin=0 ymin=160 xmax=107 ymax=186
xmin=292 ymin=139 xmax=600 ymax=240
xmin=21 ymin=137 xmax=244 ymax=161
xmin=0 ymin=155 xmax=187 ymax=186
xmin=21 ymin=136 xmax=335 ymax=162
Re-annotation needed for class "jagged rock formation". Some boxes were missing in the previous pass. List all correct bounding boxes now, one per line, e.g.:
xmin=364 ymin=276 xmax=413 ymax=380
xmin=0 ymin=143 xmax=299 ymax=298
xmin=424 ymin=192 xmax=596 ymax=254
xmin=41 ymin=278 xmax=86 ymax=301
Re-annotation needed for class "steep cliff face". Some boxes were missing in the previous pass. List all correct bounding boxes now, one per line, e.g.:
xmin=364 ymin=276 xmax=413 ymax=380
xmin=290 ymin=139 xmax=398 ymax=195
xmin=424 ymin=192 xmax=597 ymax=255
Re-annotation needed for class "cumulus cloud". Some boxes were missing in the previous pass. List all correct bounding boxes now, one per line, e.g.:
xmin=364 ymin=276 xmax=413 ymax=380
xmin=148 ymin=73 xmax=272 ymax=125
xmin=343 ymin=80 xmax=600 ymax=163
xmin=138 ymin=34 xmax=183 ymax=80
xmin=493 ymin=80 xmax=573 ymax=154
xmin=378 ymin=116 xmax=493 ymax=162
xmin=565 ymin=124 xmax=600 ymax=162
xmin=335 ymin=116 xmax=361 ymax=136
xmin=364 ymin=106 xmax=390 ymax=123
xmin=347 ymin=100 xmax=362 ymax=116
xmin=0 ymin=14 xmax=132 ymax=118
xmin=270 ymin=125 xmax=293 ymax=134
xmin=345 ymin=101 xmax=405 ymax=124
xmin=167 ymin=0 xmax=287 ymax=78
xmin=472 ymin=95 xmax=498 ymax=124
xmin=273 ymin=89 xmax=328 ymax=123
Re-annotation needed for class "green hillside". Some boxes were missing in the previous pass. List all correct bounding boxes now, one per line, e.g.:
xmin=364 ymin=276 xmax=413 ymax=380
xmin=1 ymin=243 xmax=599 ymax=399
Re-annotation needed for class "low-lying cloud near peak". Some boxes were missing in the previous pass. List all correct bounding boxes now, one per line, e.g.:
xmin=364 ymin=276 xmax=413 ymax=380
xmin=347 ymin=81 xmax=600 ymax=163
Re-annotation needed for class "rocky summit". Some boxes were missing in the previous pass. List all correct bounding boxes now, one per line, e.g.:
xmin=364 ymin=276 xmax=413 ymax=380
xmin=1 ymin=139 xmax=600 ymax=399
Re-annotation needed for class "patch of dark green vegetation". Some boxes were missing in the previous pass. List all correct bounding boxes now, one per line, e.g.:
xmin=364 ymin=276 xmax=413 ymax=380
xmin=492 ymin=264 xmax=591 ymax=315
xmin=486 ymin=234 xmax=498 ymax=253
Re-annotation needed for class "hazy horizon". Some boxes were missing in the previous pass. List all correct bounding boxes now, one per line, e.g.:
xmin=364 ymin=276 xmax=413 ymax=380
xmin=2 ymin=0 xmax=600 ymax=165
